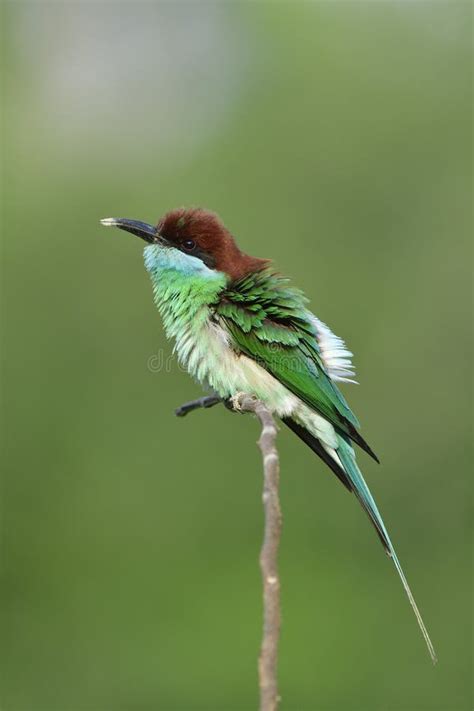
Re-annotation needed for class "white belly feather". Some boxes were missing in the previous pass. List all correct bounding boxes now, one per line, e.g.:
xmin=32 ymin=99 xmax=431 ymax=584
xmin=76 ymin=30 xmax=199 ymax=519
xmin=174 ymin=316 xmax=338 ymax=450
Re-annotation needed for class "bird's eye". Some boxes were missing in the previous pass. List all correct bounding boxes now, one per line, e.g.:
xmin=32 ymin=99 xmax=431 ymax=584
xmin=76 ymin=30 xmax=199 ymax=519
xmin=182 ymin=239 xmax=196 ymax=251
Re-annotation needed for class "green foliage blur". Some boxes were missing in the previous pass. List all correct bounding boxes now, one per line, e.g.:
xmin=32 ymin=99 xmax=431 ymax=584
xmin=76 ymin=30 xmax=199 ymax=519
xmin=2 ymin=2 xmax=472 ymax=710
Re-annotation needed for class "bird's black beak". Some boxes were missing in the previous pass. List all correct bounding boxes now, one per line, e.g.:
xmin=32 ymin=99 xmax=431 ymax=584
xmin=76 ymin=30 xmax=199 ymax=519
xmin=100 ymin=217 xmax=159 ymax=244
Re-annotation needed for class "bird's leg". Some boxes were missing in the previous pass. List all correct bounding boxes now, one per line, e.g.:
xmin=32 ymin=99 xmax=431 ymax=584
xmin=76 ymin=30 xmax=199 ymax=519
xmin=175 ymin=394 xmax=224 ymax=417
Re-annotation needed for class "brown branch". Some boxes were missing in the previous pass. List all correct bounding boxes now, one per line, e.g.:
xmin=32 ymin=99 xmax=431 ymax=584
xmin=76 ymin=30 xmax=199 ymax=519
xmin=175 ymin=393 xmax=282 ymax=710
xmin=233 ymin=394 xmax=281 ymax=711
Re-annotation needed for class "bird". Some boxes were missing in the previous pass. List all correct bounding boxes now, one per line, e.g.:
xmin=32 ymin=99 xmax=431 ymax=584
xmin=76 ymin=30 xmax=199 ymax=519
xmin=101 ymin=207 xmax=436 ymax=662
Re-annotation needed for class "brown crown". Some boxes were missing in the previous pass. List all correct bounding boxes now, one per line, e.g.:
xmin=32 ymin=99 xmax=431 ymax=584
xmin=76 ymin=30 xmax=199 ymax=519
xmin=156 ymin=207 xmax=268 ymax=281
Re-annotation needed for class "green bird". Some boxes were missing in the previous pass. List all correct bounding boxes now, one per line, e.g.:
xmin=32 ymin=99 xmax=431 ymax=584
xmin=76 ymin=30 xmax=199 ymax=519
xmin=101 ymin=207 xmax=436 ymax=662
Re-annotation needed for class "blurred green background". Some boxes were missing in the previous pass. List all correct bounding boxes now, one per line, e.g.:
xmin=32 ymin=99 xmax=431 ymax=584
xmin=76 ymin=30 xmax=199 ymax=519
xmin=1 ymin=1 xmax=472 ymax=710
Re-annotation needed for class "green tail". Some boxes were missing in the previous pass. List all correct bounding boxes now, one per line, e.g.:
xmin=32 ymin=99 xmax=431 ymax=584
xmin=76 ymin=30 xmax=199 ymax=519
xmin=337 ymin=434 xmax=437 ymax=663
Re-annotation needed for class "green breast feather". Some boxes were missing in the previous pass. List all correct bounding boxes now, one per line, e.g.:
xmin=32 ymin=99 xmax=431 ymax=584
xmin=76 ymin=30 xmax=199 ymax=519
xmin=215 ymin=268 xmax=378 ymax=461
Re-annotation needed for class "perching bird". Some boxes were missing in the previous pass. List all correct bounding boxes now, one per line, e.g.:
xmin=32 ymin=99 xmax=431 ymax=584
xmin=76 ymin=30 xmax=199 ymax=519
xmin=101 ymin=207 xmax=436 ymax=662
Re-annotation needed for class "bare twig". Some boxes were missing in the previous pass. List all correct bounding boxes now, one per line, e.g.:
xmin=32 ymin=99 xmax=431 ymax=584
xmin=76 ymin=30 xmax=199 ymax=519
xmin=175 ymin=394 xmax=222 ymax=417
xmin=233 ymin=394 xmax=281 ymax=711
xmin=178 ymin=394 xmax=282 ymax=710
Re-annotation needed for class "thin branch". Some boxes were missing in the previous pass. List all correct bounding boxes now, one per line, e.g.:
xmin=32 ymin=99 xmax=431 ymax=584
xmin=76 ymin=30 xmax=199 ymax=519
xmin=175 ymin=394 xmax=223 ymax=417
xmin=176 ymin=394 xmax=282 ymax=711
xmin=234 ymin=394 xmax=281 ymax=711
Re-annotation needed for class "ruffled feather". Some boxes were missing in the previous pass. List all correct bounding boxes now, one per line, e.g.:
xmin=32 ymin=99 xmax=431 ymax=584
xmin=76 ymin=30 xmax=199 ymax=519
xmin=311 ymin=316 xmax=357 ymax=384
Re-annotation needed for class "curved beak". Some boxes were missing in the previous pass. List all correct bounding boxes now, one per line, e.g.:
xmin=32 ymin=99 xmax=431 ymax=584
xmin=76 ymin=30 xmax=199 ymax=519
xmin=100 ymin=217 xmax=159 ymax=244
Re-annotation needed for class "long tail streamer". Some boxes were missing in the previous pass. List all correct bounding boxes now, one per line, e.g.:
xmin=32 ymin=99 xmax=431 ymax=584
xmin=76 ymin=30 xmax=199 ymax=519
xmin=337 ymin=434 xmax=437 ymax=663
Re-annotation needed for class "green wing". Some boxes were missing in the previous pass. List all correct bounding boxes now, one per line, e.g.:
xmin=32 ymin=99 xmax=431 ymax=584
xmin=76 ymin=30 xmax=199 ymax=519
xmin=216 ymin=269 xmax=378 ymax=461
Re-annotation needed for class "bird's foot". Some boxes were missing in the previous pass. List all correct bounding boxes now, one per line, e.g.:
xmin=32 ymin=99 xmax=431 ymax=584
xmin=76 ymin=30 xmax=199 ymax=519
xmin=229 ymin=392 xmax=258 ymax=412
